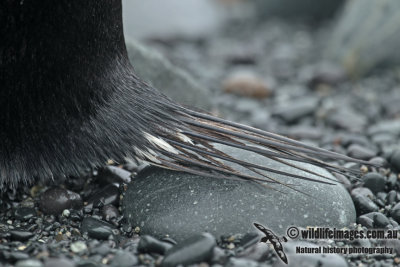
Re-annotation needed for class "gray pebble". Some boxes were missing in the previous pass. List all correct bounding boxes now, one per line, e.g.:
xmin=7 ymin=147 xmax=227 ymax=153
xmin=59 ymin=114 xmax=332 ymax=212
xmin=161 ymin=233 xmax=216 ymax=267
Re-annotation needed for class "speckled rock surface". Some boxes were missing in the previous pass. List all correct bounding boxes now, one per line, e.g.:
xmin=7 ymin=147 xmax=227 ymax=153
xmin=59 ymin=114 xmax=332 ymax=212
xmin=123 ymin=146 xmax=355 ymax=241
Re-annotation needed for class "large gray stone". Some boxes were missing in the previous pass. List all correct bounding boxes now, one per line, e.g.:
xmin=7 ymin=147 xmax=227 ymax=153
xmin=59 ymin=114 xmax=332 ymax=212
xmin=125 ymin=39 xmax=212 ymax=110
xmin=325 ymin=0 xmax=400 ymax=76
xmin=123 ymin=145 xmax=355 ymax=242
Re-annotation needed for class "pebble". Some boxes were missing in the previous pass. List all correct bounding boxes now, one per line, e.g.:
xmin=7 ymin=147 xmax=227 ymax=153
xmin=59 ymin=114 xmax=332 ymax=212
xmin=362 ymin=173 xmax=386 ymax=194
xmin=386 ymin=190 xmax=398 ymax=204
xmin=85 ymin=184 xmax=119 ymax=209
xmin=71 ymin=241 xmax=88 ymax=254
xmin=347 ymin=144 xmax=376 ymax=161
xmin=15 ymin=259 xmax=43 ymax=267
xmin=351 ymin=187 xmax=374 ymax=199
xmin=81 ymin=217 xmax=116 ymax=240
xmin=161 ymin=233 xmax=216 ymax=267
xmin=39 ymin=187 xmax=83 ymax=215
xmin=391 ymin=203 xmax=400 ymax=223
xmin=358 ymin=214 xmax=374 ymax=228
xmin=110 ymin=251 xmax=138 ymax=267
xmin=225 ymin=257 xmax=259 ymax=267
xmin=138 ymin=235 xmax=173 ymax=255
xmin=13 ymin=207 xmax=36 ymax=221
xmin=222 ymin=71 xmax=272 ymax=98
xmin=359 ymin=212 xmax=390 ymax=228
xmin=327 ymin=108 xmax=367 ymax=132
xmin=97 ymin=166 xmax=132 ymax=184
xmin=389 ymin=149 xmax=400 ymax=172
xmin=352 ymin=194 xmax=379 ymax=215
xmin=272 ymin=97 xmax=319 ymax=123
xmin=43 ymin=258 xmax=74 ymax=267
xmin=10 ymin=230 xmax=34 ymax=241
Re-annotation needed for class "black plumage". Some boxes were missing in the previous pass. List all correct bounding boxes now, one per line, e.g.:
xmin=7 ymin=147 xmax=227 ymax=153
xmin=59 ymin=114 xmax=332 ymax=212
xmin=0 ymin=0 xmax=374 ymax=191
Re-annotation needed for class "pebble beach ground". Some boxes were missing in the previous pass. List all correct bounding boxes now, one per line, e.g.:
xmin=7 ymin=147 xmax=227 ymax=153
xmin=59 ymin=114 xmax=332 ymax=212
xmin=2 ymin=1 xmax=400 ymax=266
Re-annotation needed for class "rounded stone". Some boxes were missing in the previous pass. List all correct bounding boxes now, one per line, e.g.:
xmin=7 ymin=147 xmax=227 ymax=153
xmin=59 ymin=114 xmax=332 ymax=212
xmin=123 ymin=145 xmax=356 ymax=242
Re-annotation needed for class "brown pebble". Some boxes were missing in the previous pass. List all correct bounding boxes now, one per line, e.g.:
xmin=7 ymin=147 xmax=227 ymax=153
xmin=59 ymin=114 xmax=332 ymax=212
xmin=222 ymin=73 xmax=271 ymax=98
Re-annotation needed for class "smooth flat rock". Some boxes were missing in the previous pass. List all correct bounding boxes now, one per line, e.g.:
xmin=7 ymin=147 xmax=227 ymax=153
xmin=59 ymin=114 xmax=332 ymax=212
xmin=123 ymin=145 xmax=355 ymax=241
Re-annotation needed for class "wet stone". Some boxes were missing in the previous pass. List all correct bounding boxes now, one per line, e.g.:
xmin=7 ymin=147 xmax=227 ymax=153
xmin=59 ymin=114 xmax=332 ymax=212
xmin=225 ymin=257 xmax=259 ymax=267
xmin=110 ymin=251 xmax=138 ymax=267
xmin=123 ymin=145 xmax=355 ymax=242
xmin=97 ymin=166 xmax=132 ymax=184
xmin=138 ymin=235 xmax=173 ymax=255
xmin=85 ymin=184 xmax=119 ymax=209
xmin=161 ymin=233 xmax=216 ymax=267
xmin=13 ymin=207 xmax=36 ymax=221
xmin=351 ymin=187 xmax=374 ymax=199
xmin=15 ymin=259 xmax=43 ymax=267
xmin=272 ymin=97 xmax=319 ymax=124
xmin=40 ymin=187 xmax=83 ymax=215
xmin=81 ymin=217 xmax=115 ymax=240
xmin=391 ymin=203 xmax=400 ymax=223
xmin=43 ymin=258 xmax=74 ymax=267
xmin=352 ymin=194 xmax=379 ymax=215
xmin=359 ymin=212 xmax=390 ymax=228
xmin=10 ymin=230 xmax=34 ymax=241
xmin=362 ymin=173 xmax=386 ymax=194
xmin=386 ymin=190 xmax=399 ymax=204
xmin=347 ymin=144 xmax=376 ymax=161
xmin=358 ymin=215 xmax=374 ymax=228
xmin=389 ymin=149 xmax=400 ymax=172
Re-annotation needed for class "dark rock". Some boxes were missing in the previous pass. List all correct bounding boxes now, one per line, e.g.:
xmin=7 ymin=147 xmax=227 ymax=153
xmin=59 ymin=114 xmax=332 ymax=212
xmin=368 ymin=119 xmax=400 ymax=136
xmin=9 ymin=252 xmax=29 ymax=261
xmin=138 ymin=235 xmax=173 ymax=255
xmin=10 ymin=230 xmax=34 ymax=241
xmin=327 ymin=108 xmax=367 ymax=132
xmin=161 ymin=233 xmax=216 ymax=267
xmin=81 ymin=217 xmax=115 ymax=240
xmin=391 ymin=203 xmax=400 ymax=223
xmin=386 ymin=190 xmax=398 ymax=204
xmin=13 ymin=207 xmax=36 ymax=221
xmin=360 ymin=212 xmax=391 ymax=228
xmin=40 ymin=187 xmax=83 ymax=215
xmin=373 ymin=212 xmax=391 ymax=228
xmin=369 ymin=157 xmax=388 ymax=168
xmin=347 ymin=144 xmax=376 ymax=161
xmin=85 ymin=184 xmax=119 ymax=209
xmin=123 ymin=145 xmax=355 ymax=242
xmin=272 ymin=97 xmax=319 ymax=124
xmin=110 ymin=251 xmax=138 ymax=267
xmin=44 ymin=258 xmax=74 ymax=267
xmin=350 ymin=187 xmax=374 ymax=199
xmin=97 ymin=166 xmax=132 ymax=184
xmin=358 ymin=214 xmax=374 ymax=228
xmin=389 ymin=149 xmax=400 ymax=172
xmin=362 ymin=173 xmax=386 ymax=194
xmin=352 ymin=194 xmax=379 ymax=215
xmin=238 ymin=232 xmax=260 ymax=251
